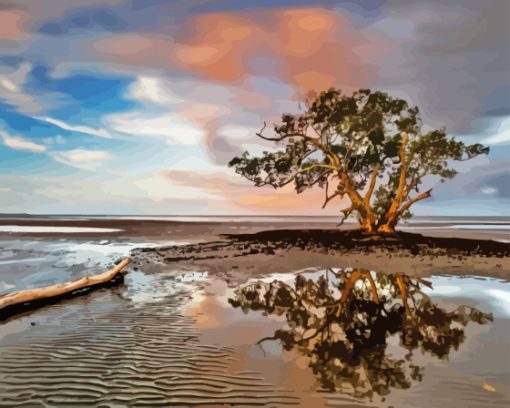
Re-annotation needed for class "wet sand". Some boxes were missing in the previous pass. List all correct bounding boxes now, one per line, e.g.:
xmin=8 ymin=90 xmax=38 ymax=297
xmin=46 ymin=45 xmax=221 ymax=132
xmin=0 ymin=271 xmax=299 ymax=407
xmin=0 ymin=218 xmax=509 ymax=407
xmin=0 ymin=264 xmax=508 ymax=407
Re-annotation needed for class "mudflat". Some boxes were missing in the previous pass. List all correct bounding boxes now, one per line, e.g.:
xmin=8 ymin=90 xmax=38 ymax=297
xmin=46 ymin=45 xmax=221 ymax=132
xmin=0 ymin=218 xmax=508 ymax=407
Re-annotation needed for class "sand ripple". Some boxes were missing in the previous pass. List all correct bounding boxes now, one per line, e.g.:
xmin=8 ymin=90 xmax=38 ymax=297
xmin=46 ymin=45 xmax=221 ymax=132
xmin=0 ymin=274 xmax=298 ymax=407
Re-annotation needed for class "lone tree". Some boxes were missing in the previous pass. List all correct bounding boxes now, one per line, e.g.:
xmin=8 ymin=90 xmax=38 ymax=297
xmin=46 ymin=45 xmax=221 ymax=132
xmin=229 ymin=89 xmax=489 ymax=233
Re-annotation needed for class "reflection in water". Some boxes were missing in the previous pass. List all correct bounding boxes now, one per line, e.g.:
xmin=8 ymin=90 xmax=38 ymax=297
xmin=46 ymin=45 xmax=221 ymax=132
xmin=229 ymin=269 xmax=493 ymax=399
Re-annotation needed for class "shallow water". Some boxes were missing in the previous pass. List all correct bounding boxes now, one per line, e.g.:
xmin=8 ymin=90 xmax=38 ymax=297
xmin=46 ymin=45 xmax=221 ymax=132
xmin=0 ymin=262 xmax=508 ymax=407
xmin=0 ymin=238 xmax=180 ymax=294
xmin=194 ymin=271 xmax=510 ymax=407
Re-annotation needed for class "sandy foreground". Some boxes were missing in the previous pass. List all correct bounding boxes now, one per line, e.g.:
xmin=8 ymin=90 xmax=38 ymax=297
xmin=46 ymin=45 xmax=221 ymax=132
xmin=0 ymin=219 xmax=509 ymax=407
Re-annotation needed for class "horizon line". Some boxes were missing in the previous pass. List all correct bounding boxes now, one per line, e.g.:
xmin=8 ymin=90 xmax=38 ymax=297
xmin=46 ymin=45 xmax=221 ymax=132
xmin=0 ymin=213 xmax=509 ymax=219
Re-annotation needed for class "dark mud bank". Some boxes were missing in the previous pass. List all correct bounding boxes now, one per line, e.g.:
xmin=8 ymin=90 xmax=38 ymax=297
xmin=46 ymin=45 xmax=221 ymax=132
xmin=134 ymin=230 xmax=509 ymax=260
xmin=131 ymin=230 xmax=510 ymax=279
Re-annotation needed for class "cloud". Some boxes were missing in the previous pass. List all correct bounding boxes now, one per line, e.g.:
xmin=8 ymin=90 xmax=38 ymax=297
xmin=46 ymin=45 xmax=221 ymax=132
xmin=160 ymin=167 xmax=349 ymax=214
xmin=0 ymin=77 xmax=18 ymax=92
xmin=0 ymin=9 xmax=30 ymax=41
xmin=373 ymin=0 xmax=509 ymax=133
xmin=128 ymin=76 xmax=184 ymax=106
xmin=481 ymin=186 xmax=497 ymax=195
xmin=481 ymin=118 xmax=510 ymax=145
xmin=104 ymin=111 xmax=203 ymax=145
xmin=134 ymin=173 xmax=222 ymax=202
xmin=37 ymin=116 xmax=112 ymax=139
xmin=431 ymin=155 xmax=510 ymax=201
xmin=169 ymin=8 xmax=380 ymax=91
xmin=92 ymin=7 xmax=381 ymax=93
xmin=39 ymin=8 xmax=128 ymax=36
xmin=0 ymin=62 xmax=43 ymax=113
xmin=120 ymin=75 xmax=280 ymax=165
xmin=51 ymin=149 xmax=111 ymax=170
xmin=0 ymin=131 xmax=46 ymax=152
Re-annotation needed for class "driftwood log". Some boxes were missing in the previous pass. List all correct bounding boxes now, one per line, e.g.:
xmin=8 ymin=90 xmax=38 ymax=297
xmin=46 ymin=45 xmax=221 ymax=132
xmin=0 ymin=257 xmax=132 ymax=320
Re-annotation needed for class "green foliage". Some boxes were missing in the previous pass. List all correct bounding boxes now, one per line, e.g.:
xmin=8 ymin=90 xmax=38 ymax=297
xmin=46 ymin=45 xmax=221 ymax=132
xmin=229 ymin=88 xmax=489 ymax=231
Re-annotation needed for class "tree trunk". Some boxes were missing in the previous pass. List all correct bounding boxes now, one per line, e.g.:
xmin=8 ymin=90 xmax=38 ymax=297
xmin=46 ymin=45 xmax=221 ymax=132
xmin=377 ymin=222 xmax=397 ymax=234
xmin=360 ymin=218 xmax=376 ymax=233
xmin=374 ymin=131 xmax=409 ymax=235
xmin=359 ymin=213 xmax=378 ymax=233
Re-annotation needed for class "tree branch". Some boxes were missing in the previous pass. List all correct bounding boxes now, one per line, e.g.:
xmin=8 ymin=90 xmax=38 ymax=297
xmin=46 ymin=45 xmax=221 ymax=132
xmin=337 ymin=206 xmax=353 ymax=226
xmin=256 ymin=123 xmax=341 ymax=171
xmin=398 ymin=188 xmax=432 ymax=216
xmin=395 ymin=132 xmax=410 ymax=203
xmin=296 ymin=163 xmax=337 ymax=174
xmin=364 ymin=162 xmax=381 ymax=205
xmin=322 ymin=190 xmax=340 ymax=209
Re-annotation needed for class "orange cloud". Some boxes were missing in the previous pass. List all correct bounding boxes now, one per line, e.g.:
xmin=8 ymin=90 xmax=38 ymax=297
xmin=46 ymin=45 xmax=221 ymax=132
xmin=94 ymin=7 xmax=384 ymax=94
xmin=174 ymin=15 xmax=257 ymax=81
xmin=0 ymin=10 xmax=29 ymax=40
xmin=278 ymin=9 xmax=336 ymax=58
xmin=171 ymin=7 xmax=382 ymax=92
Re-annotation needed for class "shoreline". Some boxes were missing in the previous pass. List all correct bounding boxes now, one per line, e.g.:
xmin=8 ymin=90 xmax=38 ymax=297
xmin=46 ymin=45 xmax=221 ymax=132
xmin=132 ymin=229 xmax=510 ymax=280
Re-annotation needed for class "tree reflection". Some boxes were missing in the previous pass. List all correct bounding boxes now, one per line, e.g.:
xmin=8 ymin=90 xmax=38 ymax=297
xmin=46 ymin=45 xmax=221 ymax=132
xmin=229 ymin=269 xmax=492 ymax=398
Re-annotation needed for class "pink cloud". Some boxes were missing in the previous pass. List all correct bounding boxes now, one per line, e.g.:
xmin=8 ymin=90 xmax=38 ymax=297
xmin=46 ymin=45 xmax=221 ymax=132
xmin=93 ymin=7 xmax=384 ymax=93
xmin=160 ymin=168 xmax=349 ymax=214
xmin=0 ymin=10 xmax=30 ymax=40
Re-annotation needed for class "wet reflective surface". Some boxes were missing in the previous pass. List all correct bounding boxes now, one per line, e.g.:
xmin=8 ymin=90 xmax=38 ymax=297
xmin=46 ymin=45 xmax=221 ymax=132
xmin=229 ymin=269 xmax=493 ymax=399
xmin=0 ymin=265 xmax=508 ymax=407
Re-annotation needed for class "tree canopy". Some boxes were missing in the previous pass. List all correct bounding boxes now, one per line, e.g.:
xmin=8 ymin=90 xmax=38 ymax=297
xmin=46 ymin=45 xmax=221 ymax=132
xmin=229 ymin=88 xmax=489 ymax=233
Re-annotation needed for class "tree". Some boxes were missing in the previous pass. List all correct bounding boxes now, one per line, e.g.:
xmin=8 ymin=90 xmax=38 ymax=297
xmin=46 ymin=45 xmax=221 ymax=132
xmin=229 ymin=89 xmax=489 ymax=233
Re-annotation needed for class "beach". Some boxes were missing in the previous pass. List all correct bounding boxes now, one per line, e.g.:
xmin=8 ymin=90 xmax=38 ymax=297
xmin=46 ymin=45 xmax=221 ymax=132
xmin=0 ymin=216 xmax=509 ymax=407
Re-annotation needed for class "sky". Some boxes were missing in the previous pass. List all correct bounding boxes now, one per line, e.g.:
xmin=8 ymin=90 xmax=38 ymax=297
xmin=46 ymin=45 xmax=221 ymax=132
xmin=0 ymin=0 xmax=508 ymax=216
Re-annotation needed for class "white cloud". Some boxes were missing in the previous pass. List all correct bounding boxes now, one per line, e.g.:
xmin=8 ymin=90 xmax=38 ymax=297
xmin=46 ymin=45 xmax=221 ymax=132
xmin=219 ymin=125 xmax=258 ymax=140
xmin=37 ymin=116 xmax=111 ymax=139
xmin=128 ymin=76 xmax=183 ymax=106
xmin=104 ymin=112 xmax=203 ymax=145
xmin=481 ymin=126 xmax=510 ymax=145
xmin=0 ymin=62 xmax=42 ymax=113
xmin=481 ymin=186 xmax=497 ymax=195
xmin=51 ymin=149 xmax=111 ymax=171
xmin=0 ymin=131 xmax=47 ymax=152
xmin=0 ymin=78 xmax=19 ymax=92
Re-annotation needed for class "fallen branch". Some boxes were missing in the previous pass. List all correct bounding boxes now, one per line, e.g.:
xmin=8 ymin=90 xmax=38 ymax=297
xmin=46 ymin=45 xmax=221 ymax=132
xmin=0 ymin=258 xmax=132 ymax=320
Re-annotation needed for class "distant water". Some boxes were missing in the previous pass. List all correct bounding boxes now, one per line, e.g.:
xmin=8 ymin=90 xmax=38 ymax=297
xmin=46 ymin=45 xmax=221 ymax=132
xmin=0 ymin=225 xmax=123 ymax=233
xmin=1 ymin=213 xmax=509 ymax=225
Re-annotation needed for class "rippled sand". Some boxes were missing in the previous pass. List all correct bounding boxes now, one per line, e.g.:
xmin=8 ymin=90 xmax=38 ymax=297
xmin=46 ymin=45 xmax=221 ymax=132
xmin=0 ymin=270 xmax=300 ymax=407
xmin=0 ymin=265 xmax=508 ymax=407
